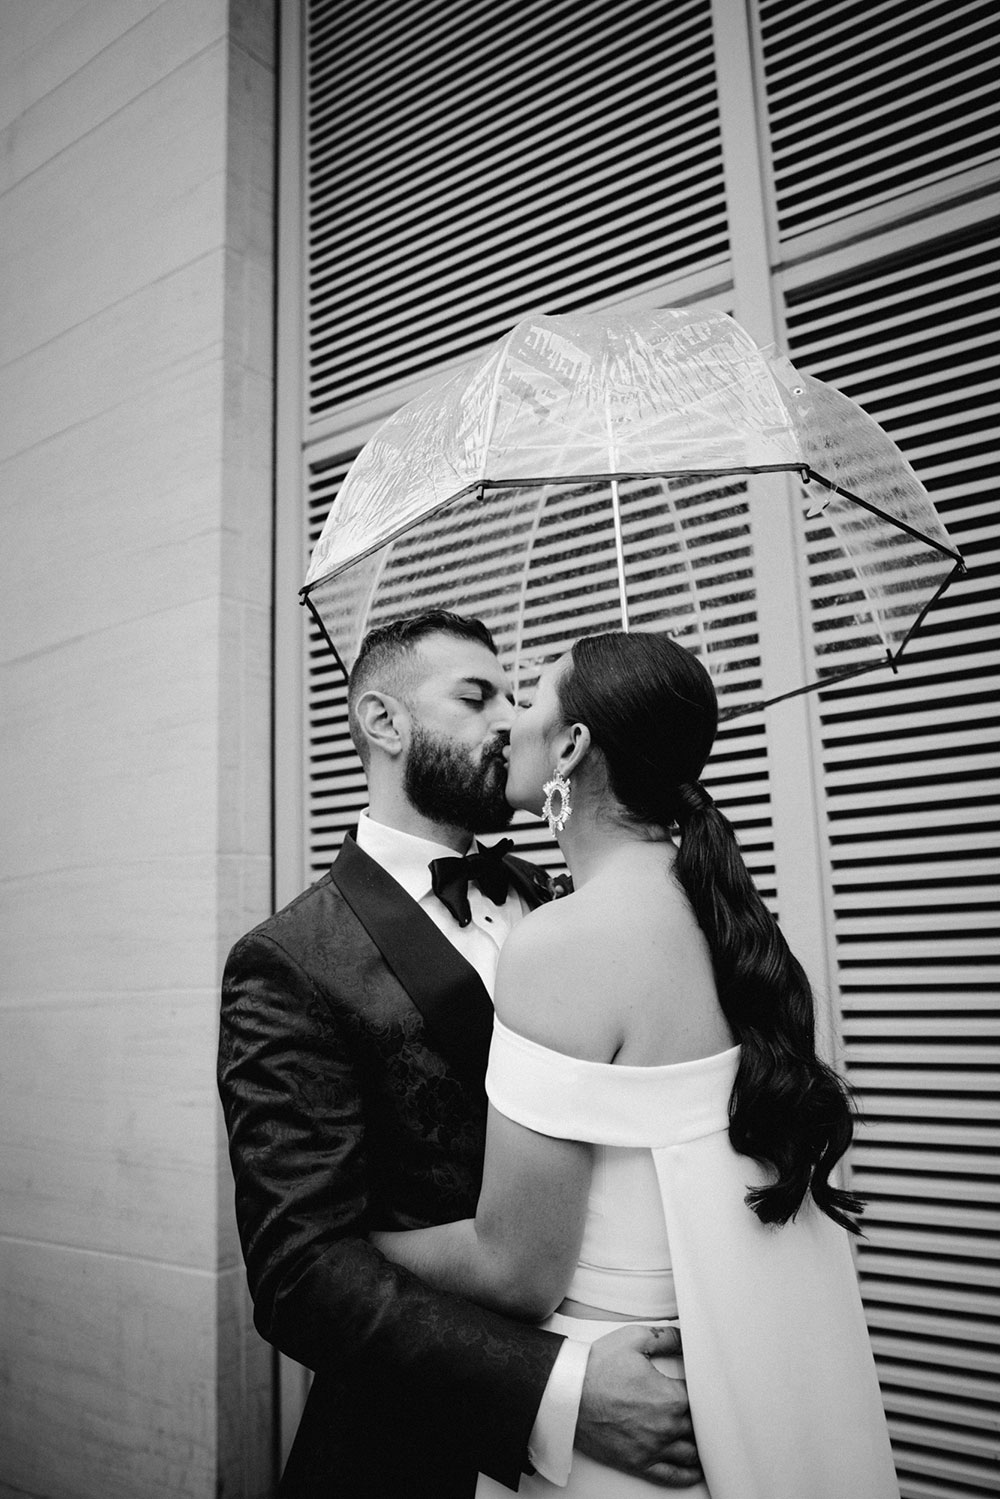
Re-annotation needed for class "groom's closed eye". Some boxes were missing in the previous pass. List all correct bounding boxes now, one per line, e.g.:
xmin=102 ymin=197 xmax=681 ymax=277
xmin=456 ymin=677 xmax=514 ymax=708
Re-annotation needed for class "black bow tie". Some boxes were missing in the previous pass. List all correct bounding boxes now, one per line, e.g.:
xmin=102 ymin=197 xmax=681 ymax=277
xmin=429 ymin=840 xmax=514 ymax=928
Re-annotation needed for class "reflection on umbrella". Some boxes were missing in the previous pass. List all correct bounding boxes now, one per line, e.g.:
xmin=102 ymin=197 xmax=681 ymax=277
xmin=302 ymin=308 xmax=963 ymax=716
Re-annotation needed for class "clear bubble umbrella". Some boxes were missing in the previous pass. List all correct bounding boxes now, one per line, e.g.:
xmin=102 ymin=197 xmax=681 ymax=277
xmin=301 ymin=308 xmax=963 ymax=716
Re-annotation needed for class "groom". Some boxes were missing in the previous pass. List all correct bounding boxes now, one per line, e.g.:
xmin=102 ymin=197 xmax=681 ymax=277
xmin=218 ymin=611 xmax=701 ymax=1497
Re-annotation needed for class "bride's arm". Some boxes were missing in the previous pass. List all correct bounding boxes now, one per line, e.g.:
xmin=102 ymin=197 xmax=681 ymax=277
xmin=370 ymin=915 xmax=594 ymax=1320
xmin=371 ymin=1106 xmax=591 ymax=1320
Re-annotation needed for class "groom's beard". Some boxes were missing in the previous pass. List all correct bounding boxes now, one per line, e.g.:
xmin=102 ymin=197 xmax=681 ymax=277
xmin=404 ymin=722 xmax=514 ymax=833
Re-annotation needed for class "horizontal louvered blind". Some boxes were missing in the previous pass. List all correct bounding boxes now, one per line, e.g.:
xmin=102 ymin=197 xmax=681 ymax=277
xmin=305 ymin=0 xmax=727 ymax=417
xmin=305 ymin=459 xmax=778 ymax=903
xmin=785 ymin=221 xmax=1000 ymax=1498
xmin=305 ymin=455 xmax=364 ymax=874
xmin=758 ymin=0 xmax=1000 ymax=243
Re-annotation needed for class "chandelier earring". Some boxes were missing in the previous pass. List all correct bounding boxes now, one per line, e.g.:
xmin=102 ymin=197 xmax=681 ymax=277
xmin=542 ymin=769 xmax=573 ymax=836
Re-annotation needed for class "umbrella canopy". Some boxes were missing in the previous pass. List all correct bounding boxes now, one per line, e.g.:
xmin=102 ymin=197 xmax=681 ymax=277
xmin=302 ymin=308 xmax=962 ymax=714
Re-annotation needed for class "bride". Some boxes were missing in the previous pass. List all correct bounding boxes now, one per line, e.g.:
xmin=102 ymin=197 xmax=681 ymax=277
xmin=372 ymin=630 xmax=899 ymax=1498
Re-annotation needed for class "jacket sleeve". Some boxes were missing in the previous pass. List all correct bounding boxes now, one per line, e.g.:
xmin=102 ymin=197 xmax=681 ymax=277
xmin=218 ymin=928 xmax=564 ymax=1488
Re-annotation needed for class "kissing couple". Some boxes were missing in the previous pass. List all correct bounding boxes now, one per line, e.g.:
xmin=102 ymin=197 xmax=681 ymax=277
xmin=219 ymin=610 xmax=898 ymax=1498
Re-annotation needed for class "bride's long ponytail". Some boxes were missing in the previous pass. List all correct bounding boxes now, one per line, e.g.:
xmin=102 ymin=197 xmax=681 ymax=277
xmin=672 ymin=786 xmax=863 ymax=1230
xmin=559 ymin=632 xmax=863 ymax=1232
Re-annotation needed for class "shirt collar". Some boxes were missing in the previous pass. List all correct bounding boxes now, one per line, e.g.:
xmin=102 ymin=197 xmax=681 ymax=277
xmin=355 ymin=809 xmax=473 ymax=905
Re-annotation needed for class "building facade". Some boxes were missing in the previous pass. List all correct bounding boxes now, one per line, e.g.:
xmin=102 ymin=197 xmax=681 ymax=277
xmin=0 ymin=1 xmax=996 ymax=1496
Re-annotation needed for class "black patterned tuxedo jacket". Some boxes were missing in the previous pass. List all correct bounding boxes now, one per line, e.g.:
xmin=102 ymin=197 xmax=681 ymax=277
xmin=218 ymin=833 xmax=564 ymax=1498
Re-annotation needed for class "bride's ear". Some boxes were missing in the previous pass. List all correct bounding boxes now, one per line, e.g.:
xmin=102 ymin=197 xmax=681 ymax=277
xmin=556 ymin=722 xmax=591 ymax=778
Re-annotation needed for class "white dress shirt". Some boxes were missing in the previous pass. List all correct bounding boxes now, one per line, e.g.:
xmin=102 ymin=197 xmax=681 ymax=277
xmin=355 ymin=811 xmax=587 ymax=1486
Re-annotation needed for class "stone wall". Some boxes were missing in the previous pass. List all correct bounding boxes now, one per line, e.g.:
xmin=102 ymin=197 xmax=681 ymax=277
xmin=0 ymin=3 xmax=276 ymax=1493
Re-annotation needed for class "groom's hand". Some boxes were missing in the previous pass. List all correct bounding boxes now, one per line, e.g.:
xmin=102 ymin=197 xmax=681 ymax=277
xmin=574 ymin=1324 xmax=703 ymax=1487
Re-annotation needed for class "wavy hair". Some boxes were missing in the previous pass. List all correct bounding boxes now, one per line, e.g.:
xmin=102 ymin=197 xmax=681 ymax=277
xmin=558 ymin=631 xmax=863 ymax=1232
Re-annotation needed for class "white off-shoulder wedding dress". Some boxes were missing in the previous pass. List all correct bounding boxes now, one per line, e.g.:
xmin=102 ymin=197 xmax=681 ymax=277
xmin=476 ymin=1018 xmax=899 ymax=1499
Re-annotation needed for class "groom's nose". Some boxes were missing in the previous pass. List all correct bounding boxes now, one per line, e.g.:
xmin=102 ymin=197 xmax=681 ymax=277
xmin=491 ymin=696 xmax=515 ymax=736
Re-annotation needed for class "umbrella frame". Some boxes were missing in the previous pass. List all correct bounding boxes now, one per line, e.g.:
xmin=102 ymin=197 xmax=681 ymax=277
xmin=300 ymin=464 xmax=965 ymax=717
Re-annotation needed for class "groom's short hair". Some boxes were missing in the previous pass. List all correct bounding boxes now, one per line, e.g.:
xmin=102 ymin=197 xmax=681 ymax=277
xmin=348 ymin=611 xmax=498 ymax=765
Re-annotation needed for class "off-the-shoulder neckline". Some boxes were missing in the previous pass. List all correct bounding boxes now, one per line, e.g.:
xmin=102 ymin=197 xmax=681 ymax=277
xmin=493 ymin=1015 xmax=740 ymax=1074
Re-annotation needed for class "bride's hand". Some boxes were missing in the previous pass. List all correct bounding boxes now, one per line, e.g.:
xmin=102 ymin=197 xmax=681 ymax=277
xmin=575 ymin=1323 xmax=703 ymax=1487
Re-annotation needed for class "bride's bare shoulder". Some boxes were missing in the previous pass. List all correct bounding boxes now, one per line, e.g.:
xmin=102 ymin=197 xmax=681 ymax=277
xmin=495 ymin=895 xmax=626 ymax=1060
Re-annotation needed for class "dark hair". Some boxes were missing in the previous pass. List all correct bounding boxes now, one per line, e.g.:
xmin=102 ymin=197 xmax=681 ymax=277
xmin=558 ymin=630 xmax=863 ymax=1233
xmin=348 ymin=611 xmax=498 ymax=764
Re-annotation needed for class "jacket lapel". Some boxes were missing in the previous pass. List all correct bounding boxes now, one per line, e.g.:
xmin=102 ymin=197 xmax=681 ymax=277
xmin=330 ymin=834 xmax=496 ymax=1084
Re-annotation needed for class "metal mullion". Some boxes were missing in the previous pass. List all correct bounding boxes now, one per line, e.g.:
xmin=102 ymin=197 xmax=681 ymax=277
xmin=273 ymin=0 xmax=322 ymax=1462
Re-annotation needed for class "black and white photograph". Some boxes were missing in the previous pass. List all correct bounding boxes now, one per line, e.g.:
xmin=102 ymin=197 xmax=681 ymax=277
xmin=1 ymin=3 xmax=997 ymax=1497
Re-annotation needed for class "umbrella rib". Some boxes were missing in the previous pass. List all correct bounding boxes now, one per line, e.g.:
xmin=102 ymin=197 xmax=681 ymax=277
xmin=603 ymin=389 xmax=630 ymax=632
xmin=511 ymin=487 xmax=549 ymax=700
xmin=888 ymin=557 xmax=966 ymax=663
xmin=802 ymin=470 xmax=965 ymax=562
xmin=610 ymin=478 xmax=630 ymax=633
xmin=660 ymin=483 xmax=706 ymax=662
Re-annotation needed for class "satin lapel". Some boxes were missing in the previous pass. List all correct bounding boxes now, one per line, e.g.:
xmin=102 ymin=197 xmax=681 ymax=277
xmin=330 ymin=834 xmax=495 ymax=1085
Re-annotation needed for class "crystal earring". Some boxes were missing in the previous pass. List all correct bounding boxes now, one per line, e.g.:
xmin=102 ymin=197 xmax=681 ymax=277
xmin=542 ymin=769 xmax=573 ymax=835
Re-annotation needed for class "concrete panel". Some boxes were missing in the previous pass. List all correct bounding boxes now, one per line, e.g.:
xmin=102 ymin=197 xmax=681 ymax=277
xmin=1 ymin=354 xmax=225 ymax=662
xmin=0 ymin=0 xmax=277 ymax=1489
xmin=230 ymin=0 xmax=277 ymax=71
xmin=1 ymin=601 xmax=221 ymax=877
xmin=0 ymin=252 xmax=226 ymax=466
xmin=217 ymin=1265 xmax=274 ymax=1499
xmin=0 ymin=991 xmax=218 ymax=1267
xmin=217 ymin=850 xmax=274 ymax=974
xmin=1 ymin=855 xmax=220 ymax=997
xmin=221 ymin=363 xmax=276 ymax=606
xmin=2 ymin=45 xmax=230 ymax=357
xmin=219 ymin=596 xmax=272 ymax=859
xmin=0 ymin=0 xmax=227 ymax=168
xmin=0 ymin=1239 xmax=218 ymax=1499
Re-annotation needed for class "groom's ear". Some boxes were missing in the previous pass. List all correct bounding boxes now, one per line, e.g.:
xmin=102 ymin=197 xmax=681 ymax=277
xmin=355 ymin=689 xmax=408 ymax=759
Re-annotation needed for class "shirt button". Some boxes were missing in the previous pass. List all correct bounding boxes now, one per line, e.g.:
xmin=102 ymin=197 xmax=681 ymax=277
xmin=485 ymin=915 xmax=493 ymax=922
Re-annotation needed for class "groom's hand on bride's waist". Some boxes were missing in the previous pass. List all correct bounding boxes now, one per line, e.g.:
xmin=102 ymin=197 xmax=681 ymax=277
xmin=574 ymin=1324 xmax=703 ymax=1488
